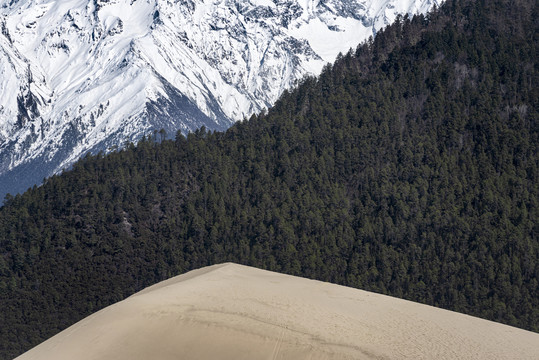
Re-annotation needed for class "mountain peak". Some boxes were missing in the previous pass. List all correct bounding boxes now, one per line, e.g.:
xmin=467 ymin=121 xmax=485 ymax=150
xmin=0 ymin=0 xmax=440 ymax=198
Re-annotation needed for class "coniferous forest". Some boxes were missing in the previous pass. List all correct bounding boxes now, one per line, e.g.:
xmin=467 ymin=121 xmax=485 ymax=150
xmin=1 ymin=0 xmax=537 ymax=358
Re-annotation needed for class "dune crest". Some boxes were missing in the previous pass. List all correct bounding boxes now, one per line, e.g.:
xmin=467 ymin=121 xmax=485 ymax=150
xmin=16 ymin=263 xmax=539 ymax=360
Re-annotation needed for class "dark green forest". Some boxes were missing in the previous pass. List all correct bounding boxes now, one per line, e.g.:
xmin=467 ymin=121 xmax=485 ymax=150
xmin=1 ymin=0 xmax=537 ymax=357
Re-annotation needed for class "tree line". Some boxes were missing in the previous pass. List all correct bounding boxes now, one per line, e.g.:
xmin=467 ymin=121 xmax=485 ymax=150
xmin=0 ymin=0 xmax=537 ymax=358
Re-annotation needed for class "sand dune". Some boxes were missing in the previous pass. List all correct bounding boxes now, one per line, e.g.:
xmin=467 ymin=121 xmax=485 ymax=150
xmin=16 ymin=263 xmax=539 ymax=360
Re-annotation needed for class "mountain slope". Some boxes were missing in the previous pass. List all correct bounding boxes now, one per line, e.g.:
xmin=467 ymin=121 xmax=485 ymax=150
xmin=0 ymin=0 xmax=537 ymax=358
xmin=0 ymin=0 xmax=440 ymax=199
xmin=15 ymin=263 xmax=539 ymax=360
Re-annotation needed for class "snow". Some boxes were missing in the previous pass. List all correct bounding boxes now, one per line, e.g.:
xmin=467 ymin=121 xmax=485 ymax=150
xmin=0 ymin=0 xmax=442 ymax=198
xmin=288 ymin=16 xmax=372 ymax=63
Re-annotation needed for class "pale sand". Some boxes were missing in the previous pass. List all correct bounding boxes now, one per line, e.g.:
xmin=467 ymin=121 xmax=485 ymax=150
xmin=16 ymin=263 xmax=539 ymax=360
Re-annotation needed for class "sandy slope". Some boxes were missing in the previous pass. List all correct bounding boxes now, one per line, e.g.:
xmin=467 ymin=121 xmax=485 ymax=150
xmin=16 ymin=263 xmax=539 ymax=360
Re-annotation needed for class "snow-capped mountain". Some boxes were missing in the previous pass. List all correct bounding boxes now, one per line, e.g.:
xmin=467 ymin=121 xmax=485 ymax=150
xmin=0 ymin=0 xmax=439 ymax=198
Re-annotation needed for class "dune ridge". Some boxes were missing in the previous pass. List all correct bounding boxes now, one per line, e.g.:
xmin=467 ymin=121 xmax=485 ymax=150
xmin=16 ymin=263 xmax=539 ymax=360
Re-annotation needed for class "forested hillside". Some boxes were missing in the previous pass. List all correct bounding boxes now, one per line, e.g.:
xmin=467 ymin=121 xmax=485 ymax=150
xmin=1 ymin=0 xmax=537 ymax=358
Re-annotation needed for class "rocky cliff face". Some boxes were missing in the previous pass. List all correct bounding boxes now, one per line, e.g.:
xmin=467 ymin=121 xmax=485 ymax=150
xmin=0 ymin=0 xmax=439 ymax=198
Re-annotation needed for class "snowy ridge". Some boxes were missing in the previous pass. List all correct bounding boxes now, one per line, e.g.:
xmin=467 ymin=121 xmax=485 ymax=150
xmin=0 ymin=0 xmax=440 ymax=198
